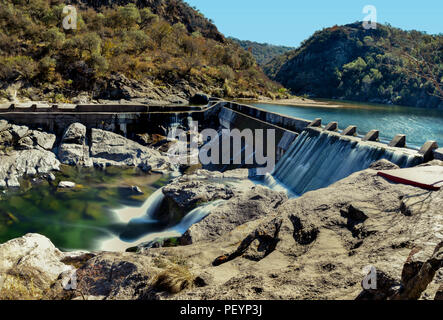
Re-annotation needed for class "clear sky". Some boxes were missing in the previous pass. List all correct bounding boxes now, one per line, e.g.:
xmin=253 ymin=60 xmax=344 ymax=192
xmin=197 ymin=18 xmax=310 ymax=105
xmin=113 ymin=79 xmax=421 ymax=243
xmin=184 ymin=0 xmax=443 ymax=47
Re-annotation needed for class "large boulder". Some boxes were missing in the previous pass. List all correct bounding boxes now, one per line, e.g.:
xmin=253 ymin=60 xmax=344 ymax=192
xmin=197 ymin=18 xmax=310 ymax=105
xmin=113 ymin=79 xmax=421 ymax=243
xmin=29 ymin=130 xmax=56 ymax=150
xmin=65 ymin=252 xmax=159 ymax=300
xmin=0 ymin=149 xmax=60 ymax=188
xmin=162 ymin=169 xmax=252 ymax=210
xmin=61 ymin=122 xmax=87 ymax=145
xmin=58 ymin=144 xmax=92 ymax=167
xmin=0 ymin=234 xmax=74 ymax=300
xmin=180 ymin=185 xmax=288 ymax=245
xmin=57 ymin=123 xmax=176 ymax=172
xmin=90 ymin=128 xmax=172 ymax=172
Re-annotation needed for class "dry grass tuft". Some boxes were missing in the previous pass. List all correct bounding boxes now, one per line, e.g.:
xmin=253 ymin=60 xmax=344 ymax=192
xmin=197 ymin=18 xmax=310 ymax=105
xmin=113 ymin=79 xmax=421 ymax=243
xmin=151 ymin=265 xmax=195 ymax=294
xmin=0 ymin=274 xmax=44 ymax=300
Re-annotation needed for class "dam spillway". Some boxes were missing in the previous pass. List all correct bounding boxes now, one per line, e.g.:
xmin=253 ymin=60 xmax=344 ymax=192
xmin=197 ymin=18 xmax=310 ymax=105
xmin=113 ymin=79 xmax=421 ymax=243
xmin=270 ymin=128 xmax=423 ymax=196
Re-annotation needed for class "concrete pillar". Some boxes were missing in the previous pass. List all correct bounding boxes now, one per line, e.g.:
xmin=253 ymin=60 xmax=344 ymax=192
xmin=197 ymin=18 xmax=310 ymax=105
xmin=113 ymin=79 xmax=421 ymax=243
xmin=388 ymin=134 xmax=406 ymax=148
xmin=362 ymin=130 xmax=379 ymax=142
xmin=308 ymin=118 xmax=321 ymax=127
xmin=341 ymin=125 xmax=357 ymax=136
xmin=434 ymin=148 xmax=443 ymax=161
xmin=419 ymin=141 xmax=438 ymax=162
xmin=324 ymin=122 xmax=338 ymax=132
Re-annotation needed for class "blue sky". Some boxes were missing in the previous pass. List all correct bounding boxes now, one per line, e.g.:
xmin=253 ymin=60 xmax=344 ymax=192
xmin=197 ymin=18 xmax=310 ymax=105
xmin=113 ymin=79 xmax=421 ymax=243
xmin=184 ymin=0 xmax=443 ymax=47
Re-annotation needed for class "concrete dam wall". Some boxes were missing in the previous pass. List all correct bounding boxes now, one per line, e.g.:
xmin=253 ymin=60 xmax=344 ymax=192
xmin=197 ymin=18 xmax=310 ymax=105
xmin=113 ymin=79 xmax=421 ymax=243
xmin=0 ymin=102 xmax=218 ymax=137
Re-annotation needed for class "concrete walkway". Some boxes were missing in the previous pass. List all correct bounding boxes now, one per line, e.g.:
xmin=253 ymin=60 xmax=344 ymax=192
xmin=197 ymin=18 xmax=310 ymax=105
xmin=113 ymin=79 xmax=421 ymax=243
xmin=378 ymin=166 xmax=443 ymax=190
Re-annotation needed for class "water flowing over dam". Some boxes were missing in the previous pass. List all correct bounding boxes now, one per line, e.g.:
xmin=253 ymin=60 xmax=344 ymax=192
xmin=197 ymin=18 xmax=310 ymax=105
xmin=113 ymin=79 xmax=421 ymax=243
xmin=270 ymin=128 xmax=423 ymax=196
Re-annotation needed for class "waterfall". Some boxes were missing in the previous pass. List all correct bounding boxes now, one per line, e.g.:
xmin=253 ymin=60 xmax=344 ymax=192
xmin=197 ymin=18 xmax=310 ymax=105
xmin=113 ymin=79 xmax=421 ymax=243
xmin=272 ymin=129 xmax=422 ymax=196
xmin=100 ymin=199 xmax=224 ymax=251
xmin=171 ymin=200 xmax=225 ymax=234
xmin=112 ymin=188 xmax=165 ymax=223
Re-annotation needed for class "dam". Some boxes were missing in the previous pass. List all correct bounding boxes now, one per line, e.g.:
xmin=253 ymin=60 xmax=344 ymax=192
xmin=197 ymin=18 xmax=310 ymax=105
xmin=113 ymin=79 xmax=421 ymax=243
xmin=1 ymin=99 xmax=440 ymax=194
xmin=0 ymin=99 xmax=441 ymax=250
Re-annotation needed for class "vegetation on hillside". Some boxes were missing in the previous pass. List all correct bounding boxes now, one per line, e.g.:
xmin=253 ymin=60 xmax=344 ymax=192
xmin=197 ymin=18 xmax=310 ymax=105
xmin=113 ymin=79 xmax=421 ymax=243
xmin=229 ymin=37 xmax=295 ymax=66
xmin=264 ymin=23 xmax=443 ymax=109
xmin=0 ymin=0 xmax=283 ymax=102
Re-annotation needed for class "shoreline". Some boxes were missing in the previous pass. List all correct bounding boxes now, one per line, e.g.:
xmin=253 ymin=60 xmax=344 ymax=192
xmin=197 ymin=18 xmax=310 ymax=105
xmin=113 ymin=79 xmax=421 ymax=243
xmin=247 ymin=97 xmax=343 ymax=108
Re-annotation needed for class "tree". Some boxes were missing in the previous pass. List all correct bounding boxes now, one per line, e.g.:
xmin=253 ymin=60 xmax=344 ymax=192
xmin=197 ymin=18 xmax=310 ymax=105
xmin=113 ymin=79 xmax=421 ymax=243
xmin=381 ymin=33 xmax=443 ymax=100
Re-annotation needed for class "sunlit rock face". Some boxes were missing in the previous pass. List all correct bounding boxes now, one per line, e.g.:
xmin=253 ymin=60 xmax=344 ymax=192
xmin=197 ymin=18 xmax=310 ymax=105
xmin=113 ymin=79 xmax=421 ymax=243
xmin=57 ymin=123 xmax=177 ymax=173
xmin=0 ymin=119 xmax=59 ymax=188
xmin=0 ymin=233 xmax=74 ymax=300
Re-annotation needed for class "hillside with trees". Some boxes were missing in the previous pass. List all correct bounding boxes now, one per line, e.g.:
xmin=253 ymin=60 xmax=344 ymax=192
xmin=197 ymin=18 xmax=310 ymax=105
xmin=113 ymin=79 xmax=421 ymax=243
xmin=229 ymin=37 xmax=295 ymax=66
xmin=0 ymin=0 xmax=284 ymax=103
xmin=264 ymin=22 xmax=443 ymax=109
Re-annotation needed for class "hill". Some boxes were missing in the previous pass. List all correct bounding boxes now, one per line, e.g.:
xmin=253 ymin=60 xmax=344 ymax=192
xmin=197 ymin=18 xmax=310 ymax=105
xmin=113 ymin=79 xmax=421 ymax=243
xmin=0 ymin=0 xmax=284 ymax=103
xmin=264 ymin=23 xmax=443 ymax=109
xmin=229 ymin=37 xmax=295 ymax=66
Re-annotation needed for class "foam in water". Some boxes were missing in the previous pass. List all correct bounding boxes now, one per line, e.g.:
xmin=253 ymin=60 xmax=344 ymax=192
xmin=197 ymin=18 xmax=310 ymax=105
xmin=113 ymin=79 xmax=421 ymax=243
xmin=271 ymin=129 xmax=422 ymax=196
xmin=112 ymin=188 xmax=165 ymax=223
xmin=171 ymin=199 xmax=225 ymax=234
xmin=100 ymin=199 xmax=225 ymax=252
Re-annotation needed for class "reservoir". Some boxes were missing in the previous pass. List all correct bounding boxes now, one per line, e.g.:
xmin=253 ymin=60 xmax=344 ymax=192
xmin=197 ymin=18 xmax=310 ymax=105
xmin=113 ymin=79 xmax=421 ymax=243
xmin=251 ymin=100 xmax=443 ymax=149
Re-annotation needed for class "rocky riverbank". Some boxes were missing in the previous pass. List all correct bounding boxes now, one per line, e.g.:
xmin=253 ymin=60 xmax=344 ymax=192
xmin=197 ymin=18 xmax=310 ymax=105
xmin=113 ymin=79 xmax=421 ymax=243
xmin=0 ymin=119 xmax=177 ymax=189
xmin=0 ymin=160 xmax=441 ymax=300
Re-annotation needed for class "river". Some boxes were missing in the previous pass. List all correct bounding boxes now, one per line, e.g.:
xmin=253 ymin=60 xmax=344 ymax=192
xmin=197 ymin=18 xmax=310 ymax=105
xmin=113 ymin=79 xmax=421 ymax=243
xmin=251 ymin=100 xmax=443 ymax=149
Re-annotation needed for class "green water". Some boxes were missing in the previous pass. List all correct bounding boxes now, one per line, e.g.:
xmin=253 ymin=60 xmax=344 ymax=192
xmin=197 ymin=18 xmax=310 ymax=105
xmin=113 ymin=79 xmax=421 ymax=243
xmin=0 ymin=166 xmax=171 ymax=251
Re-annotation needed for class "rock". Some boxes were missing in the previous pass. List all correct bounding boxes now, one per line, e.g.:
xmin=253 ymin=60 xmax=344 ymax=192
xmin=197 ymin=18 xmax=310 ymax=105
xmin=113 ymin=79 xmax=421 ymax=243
xmin=29 ymin=130 xmax=56 ymax=150
xmin=67 ymin=252 xmax=157 ymax=300
xmin=369 ymin=159 xmax=400 ymax=171
xmin=58 ymin=181 xmax=76 ymax=188
xmin=47 ymin=173 xmax=56 ymax=181
xmin=90 ymin=128 xmax=172 ymax=172
xmin=0 ymin=130 xmax=14 ymax=147
xmin=189 ymin=93 xmax=210 ymax=105
xmin=131 ymin=186 xmax=144 ymax=195
xmin=0 ymin=149 xmax=60 ymax=188
xmin=9 ymin=124 xmax=28 ymax=139
xmin=162 ymin=169 xmax=252 ymax=210
xmin=391 ymin=242 xmax=443 ymax=300
xmin=62 ymin=123 xmax=87 ymax=145
xmin=1 ymin=159 xmax=442 ymax=301
xmin=180 ymin=185 xmax=288 ymax=245
xmin=435 ymin=285 xmax=443 ymax=300
xmin=6 ymin=176 xmax=20 ymax=188
xmin=135 ymin=133 xmax=151 ymax=146
xmin=58 ymin=143 xmax=93 ymax=167
xmin=16 ymin=136 xmax=34 ymax=150
xmin=0 ymin=119 xmax=9 ymax=132
xmin=72 ymin=92 xmax=90 ymax=104
xmin=171 ymin=163 xmax=443 ymax=300
xmin=0 ymin=234 xmax=74 ymax=300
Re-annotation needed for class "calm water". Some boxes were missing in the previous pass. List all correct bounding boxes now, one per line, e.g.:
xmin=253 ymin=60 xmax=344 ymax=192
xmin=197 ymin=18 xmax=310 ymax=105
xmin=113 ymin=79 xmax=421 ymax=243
xmin=252 ymin=100 xmax=443 ymax=149
xmin=0 ymin=166 xmax=173 ymax=251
